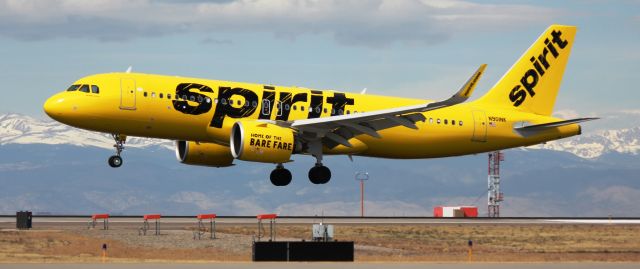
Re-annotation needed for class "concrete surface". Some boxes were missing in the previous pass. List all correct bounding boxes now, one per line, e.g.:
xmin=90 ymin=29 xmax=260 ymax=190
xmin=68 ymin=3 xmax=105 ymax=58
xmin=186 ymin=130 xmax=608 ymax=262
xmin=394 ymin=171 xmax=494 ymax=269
xmin=1 ymin=263 xmax=639 ymax=269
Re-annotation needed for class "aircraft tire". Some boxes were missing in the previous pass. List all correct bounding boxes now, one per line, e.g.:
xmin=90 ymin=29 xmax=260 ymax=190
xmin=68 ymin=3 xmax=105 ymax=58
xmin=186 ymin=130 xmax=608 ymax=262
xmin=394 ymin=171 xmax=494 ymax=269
xmin=108 ymin=155 xmax=123 ymax=168
xmin=270 ymin=168 xmax=292 ymax=186
xmin=308 ymin=165 xmax=331 ymax=184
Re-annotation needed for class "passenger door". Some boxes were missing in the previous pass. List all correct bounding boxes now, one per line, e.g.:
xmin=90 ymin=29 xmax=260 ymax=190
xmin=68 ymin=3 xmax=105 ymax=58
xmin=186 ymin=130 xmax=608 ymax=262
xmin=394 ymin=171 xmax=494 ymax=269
xmin=471 ymin=110 xmax=487 ymax=142
xmin=120 ymin=78 xmax=136 ymax=110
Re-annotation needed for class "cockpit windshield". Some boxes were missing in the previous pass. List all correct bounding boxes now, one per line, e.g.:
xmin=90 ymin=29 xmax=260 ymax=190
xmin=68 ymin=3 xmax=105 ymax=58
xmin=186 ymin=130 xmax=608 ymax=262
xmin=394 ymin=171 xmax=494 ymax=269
xmin=65 ymin=84 xmax=100 ymax=94
xmin=79 ymin=85 xmax=90 ymax=93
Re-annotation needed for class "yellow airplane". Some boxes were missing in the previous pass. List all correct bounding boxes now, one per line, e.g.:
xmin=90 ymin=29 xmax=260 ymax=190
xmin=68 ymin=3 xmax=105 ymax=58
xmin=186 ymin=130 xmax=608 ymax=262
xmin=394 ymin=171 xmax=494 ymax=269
xmin=44 ymin=25 xmax=596 ymax=186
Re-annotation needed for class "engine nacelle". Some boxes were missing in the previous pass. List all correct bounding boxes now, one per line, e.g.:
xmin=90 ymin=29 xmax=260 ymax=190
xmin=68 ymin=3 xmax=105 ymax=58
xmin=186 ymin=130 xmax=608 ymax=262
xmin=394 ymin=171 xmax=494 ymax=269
xmin=230 ymin=121 xmax=295 ymax=163
xmin=175 ymin=141 xmax=234 ymax=167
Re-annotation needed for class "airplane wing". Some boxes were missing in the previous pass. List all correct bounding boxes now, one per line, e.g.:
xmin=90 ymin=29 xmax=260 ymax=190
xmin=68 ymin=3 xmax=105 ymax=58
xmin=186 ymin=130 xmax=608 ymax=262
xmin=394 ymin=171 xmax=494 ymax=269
xmin=287 ymin=64 xmax=487 ymax=148
xmin=514 ymin=117 xmax=599 ymax=137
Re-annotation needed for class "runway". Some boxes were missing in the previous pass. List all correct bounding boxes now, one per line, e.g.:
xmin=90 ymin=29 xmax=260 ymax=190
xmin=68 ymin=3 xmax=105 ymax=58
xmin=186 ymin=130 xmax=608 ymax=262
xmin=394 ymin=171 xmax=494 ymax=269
xmin=1 ymin=215 xmax=639 ymax=264
xmin=1 ymin=216 xmax=639 ymax=225
xmin=0 ymin=263 xmax=638 ymax=269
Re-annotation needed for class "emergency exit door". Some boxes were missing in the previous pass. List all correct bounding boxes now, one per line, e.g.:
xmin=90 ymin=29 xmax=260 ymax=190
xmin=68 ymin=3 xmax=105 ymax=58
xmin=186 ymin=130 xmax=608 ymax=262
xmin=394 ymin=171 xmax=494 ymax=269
xmin=120 ymin=78 xmax=136 ymax=110
xmin=472 ymin=110 xmax=487 ymax=142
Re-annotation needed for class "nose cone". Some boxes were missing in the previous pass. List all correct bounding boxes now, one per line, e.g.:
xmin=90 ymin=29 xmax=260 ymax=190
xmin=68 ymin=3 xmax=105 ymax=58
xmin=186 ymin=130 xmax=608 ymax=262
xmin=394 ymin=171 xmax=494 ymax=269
xmin=43 ymin=94 xmax=64 ymax=120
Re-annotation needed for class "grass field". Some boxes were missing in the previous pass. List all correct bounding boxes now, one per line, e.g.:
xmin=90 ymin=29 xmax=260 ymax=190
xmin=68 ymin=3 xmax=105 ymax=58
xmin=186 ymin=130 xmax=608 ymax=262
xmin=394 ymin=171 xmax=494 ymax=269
xmin=1 ymin=222 xmax=639 ymax=263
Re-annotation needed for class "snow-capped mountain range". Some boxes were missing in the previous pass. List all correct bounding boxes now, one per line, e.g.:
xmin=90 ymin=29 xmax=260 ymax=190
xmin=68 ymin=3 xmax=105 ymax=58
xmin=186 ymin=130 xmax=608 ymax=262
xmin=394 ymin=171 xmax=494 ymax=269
xmin=529 ymin=127 xmax=640 ymax=159
xmin=0 ymin=113 xmax=173 ymax=150
xmin=1 ymin=113 xmax=638 ymax=159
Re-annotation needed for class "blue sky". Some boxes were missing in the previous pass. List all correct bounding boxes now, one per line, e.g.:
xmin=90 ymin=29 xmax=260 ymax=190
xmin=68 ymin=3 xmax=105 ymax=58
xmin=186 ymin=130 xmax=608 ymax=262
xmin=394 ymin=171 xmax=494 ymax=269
xmin=0 ymin=0 xmax=638 ymax=131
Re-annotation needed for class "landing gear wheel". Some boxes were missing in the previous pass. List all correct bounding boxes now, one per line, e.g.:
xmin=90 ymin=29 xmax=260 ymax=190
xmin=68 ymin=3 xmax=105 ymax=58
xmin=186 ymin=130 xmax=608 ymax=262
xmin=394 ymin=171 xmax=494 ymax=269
xmin=108 ymin=155 xmax=123 ymax=168
xmin=109 ymin=134 xmax=126 ymax=168
xmin=270 ymin=167 xmax=292 ymax=186
xmin=308 ymin=165 xmax=331 ymax=184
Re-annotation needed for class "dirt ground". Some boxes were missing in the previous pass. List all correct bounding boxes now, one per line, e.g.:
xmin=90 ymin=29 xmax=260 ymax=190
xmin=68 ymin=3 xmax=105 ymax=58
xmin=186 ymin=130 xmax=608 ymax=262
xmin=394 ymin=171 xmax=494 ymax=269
xmin=1 ymin=222 xmax=639 ymax=263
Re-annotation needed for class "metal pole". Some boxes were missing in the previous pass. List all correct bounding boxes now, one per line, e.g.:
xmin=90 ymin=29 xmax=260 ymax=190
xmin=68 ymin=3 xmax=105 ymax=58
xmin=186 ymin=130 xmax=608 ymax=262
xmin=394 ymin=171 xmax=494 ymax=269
xmin=360 ymin=179 xmax=364 ymax=217
xmin=355 ymin=171 xmax=369 ymax=218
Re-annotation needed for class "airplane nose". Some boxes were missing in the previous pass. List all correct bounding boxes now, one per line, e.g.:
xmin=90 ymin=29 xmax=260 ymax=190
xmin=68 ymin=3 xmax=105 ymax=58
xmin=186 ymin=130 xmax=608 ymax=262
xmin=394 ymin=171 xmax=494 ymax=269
xmin=43 ymin=95 xmax=64 ymax=119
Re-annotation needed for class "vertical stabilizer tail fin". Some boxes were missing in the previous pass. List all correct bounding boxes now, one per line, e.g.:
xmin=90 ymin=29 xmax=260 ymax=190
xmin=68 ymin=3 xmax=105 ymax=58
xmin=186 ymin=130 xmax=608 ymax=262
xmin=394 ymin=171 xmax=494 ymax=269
xmin=475 ymin=25 xmax=577 ymax=116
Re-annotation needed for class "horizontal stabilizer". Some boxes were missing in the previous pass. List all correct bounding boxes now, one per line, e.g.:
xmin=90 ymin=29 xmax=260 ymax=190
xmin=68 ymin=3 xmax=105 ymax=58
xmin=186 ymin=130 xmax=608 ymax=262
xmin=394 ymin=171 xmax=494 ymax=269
xmin=514 ymin=117 xmax=598 ymax=137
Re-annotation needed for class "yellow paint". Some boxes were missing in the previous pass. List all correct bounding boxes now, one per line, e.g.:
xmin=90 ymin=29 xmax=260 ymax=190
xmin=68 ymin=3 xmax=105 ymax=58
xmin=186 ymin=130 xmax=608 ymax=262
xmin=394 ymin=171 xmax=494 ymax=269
xmin=43 ymin=25 xmax=583 ymax=162
xmin=231 ymin=120 xmax=295 ymax=163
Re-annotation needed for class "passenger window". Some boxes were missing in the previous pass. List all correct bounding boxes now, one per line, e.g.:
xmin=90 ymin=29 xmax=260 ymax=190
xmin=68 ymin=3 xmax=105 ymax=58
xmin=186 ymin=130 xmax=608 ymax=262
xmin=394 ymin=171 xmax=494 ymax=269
xmin=444 ymin=119 xmax=448 ymax=125
xmin=301 ymin=106 xmax=305 ymax=111
xmin=324 ymin=108 xmax=328 ymax=113
xmin=66 ymin=85 xmax=79 ymax=91
xmin=167 ymin=94 xmax=172 ymax=99
xmin=159 ymin=93 xmax=163 ymax=98
xmin=293 ymin=105 xmax=297 ymax=110
xmin=144 ymin=92 xmax=148 ymax=97
xmin=152 ymin=92 xmax=156 ymax=98
xmin=285 ymin=104 xmax=290 ymax=111
xmin=452 ymin=120 xmax=456 ymax=125
xmin=332 ymin=109 xmax=336 ymax=114
xmin=214 ymin=98 xmax=218 ymax=104
xmin=338 ymin=109 xmax=343 ymax=114
xmin=221 ymin=98 xmax=227 ymax=105
xmin=252 ymin=101 xmax=258 ymax=107
xmin=459 ymin=121 xmax=463 ymax=126
xmin=262 ymin=99 xmax=271 ymax=115
xmin=206 ymin=97 xmax=211 ymax=103
xmin=182 ymin=94 xmax=187 ymax=100
xmin=79 ymin=85 xmax=90 ymax=93
xmin=346 ymin=110 xmax=350 ymax=114
xmin=91 ymin=85 xmax=99 ymax=94
xmin=429 ymin=118 xmax=433 ymax=124
xmin=277 ymin=102 xmax=283 ymax=117
xmin=197 ymin=96 xmax=203 ymax=103
xmin=437 ymin=119 xmax=441 ymax=124
xmin=315 ymin=107 xmax=321 ymax=113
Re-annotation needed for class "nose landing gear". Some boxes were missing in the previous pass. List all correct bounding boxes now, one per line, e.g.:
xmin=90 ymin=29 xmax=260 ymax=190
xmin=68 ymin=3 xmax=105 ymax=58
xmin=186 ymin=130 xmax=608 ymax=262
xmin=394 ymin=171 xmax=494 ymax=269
xmin=108 ymin=134 xmax=126 ymax=168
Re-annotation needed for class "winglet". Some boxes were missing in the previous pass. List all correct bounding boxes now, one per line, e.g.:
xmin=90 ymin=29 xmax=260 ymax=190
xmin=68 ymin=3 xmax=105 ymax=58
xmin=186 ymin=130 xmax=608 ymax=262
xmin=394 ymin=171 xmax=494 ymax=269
xmin=420 ymin=64 xmax=486 ymax=111
xmin=126 ymin=66 xmax=133 ymax=73
xmin=457 ymin=64 xmax=486 ymax=99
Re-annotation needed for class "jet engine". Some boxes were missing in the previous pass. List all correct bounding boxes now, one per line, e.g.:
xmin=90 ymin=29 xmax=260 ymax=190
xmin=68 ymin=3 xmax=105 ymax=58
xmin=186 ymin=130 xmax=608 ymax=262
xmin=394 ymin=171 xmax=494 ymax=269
xmin=230 ymin=121 xmax=296 ymax=163
xmin=175 ymin=141 xmax=234 ymax=167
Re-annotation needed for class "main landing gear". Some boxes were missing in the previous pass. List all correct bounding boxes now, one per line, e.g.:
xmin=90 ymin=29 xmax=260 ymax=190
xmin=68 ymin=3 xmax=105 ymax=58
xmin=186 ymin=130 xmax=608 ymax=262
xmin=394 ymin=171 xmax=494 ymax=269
xmin=268 ymin=141 xmax=331 ymax=186
xmin=270 ymin=164 xmax=292 ymax=186
xmin=108 ymin=134 xmax=126 ymax=168
xmin=268 ymin=163 xmax=332 ymax=186
xmin=308 ymin=163 xmax=331 ymax=184
xmin=308 ymin=141 xmax=331 ymax=184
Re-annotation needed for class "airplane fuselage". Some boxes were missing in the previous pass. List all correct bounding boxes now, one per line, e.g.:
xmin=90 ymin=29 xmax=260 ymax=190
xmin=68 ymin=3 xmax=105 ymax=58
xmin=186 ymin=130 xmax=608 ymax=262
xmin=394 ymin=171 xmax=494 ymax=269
xmin=44 ymin=72 xmax=579 ymax=159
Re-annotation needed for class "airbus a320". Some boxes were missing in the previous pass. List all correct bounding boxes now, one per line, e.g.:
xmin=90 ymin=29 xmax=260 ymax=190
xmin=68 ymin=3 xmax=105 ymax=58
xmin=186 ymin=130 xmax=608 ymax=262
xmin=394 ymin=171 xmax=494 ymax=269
xmin=44 ymin=25 xmax=596 ymax=186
